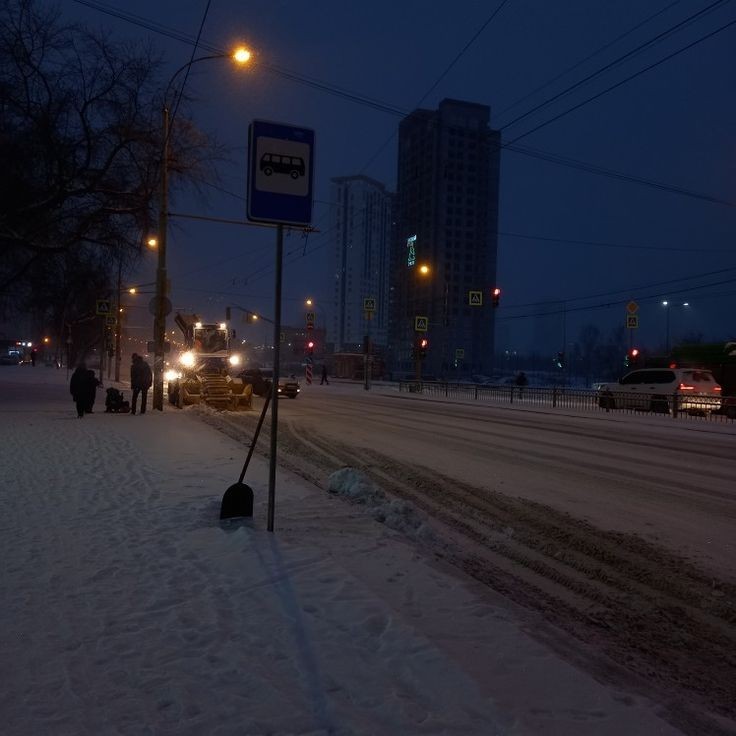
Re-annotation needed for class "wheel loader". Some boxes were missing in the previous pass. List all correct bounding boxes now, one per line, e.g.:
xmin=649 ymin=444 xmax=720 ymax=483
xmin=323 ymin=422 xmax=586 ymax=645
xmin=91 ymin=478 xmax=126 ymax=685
xmin=166 ymin=313 xmax=251 ymax=410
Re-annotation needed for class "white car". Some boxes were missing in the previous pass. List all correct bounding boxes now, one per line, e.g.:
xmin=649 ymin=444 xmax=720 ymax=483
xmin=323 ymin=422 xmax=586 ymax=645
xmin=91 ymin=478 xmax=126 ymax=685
xmin=597 ymin=368 xmax=722 ymax=414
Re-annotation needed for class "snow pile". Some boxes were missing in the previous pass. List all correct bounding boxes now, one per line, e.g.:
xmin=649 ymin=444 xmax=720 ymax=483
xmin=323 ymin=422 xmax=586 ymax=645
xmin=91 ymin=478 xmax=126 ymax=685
xmin=328 ymin=467 xmax=436 ymax=543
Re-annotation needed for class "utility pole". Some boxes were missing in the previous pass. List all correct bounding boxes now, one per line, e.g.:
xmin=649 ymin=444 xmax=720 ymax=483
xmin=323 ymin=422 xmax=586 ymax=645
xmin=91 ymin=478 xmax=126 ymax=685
xmin=152 ymin=104 xmax=169 ymax=411
xmin=114 ymin=258 xmax=122 ymax=382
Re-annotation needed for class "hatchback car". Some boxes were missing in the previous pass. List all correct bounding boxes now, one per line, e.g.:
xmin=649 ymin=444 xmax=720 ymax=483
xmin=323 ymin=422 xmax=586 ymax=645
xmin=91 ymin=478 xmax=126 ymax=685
xmin=597 ymin=368 xmax=722 ymax=414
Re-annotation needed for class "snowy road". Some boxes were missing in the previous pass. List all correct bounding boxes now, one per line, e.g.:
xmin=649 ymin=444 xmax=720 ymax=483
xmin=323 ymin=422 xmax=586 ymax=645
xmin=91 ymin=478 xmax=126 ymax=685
xmin=198 ymin=381 xmax=736 ymax=729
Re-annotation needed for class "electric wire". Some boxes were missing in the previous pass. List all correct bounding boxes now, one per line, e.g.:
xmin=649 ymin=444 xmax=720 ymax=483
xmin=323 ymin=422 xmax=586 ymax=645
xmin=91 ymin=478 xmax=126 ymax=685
xmin=497 ymin=0 xmax=729 ymax=132
xmin=495 ymin=0 xmax=682 ymax=119
xmin=72 ymin=0 xmax=736 ymax=320
xmin=504 ymin=15 xmax=736 ymax=147
xmin=70 ymin=0 xmax=733 ymax=208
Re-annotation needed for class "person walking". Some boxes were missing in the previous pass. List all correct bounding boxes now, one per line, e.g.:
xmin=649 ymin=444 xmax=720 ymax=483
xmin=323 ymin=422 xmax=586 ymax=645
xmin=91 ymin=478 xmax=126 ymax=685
xmin=69 ymin=362 xmax=96 ymax=418
xmin=320 ymin=364 xmax=329 ymax=385
xmin=130 ymin=353 xmax=153 ymax=415
xmin=514 ymin=371 xmax=528 ymax=398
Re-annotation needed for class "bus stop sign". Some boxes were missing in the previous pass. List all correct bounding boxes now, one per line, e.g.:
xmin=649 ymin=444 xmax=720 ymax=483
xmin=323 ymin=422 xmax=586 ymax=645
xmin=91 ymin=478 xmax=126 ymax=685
xmin=247 ymin=119 xmax=315 ymax=226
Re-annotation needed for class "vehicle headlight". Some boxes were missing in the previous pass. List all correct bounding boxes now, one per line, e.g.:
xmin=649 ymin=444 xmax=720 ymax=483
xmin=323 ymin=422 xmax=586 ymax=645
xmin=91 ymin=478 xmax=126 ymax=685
xmin=164 ymin=369 xmax=181 ymax=382
xmin=180 ymin=351 xmax=195 ymax=367
xmin=229 ymin=354 xmax=241 ymax=367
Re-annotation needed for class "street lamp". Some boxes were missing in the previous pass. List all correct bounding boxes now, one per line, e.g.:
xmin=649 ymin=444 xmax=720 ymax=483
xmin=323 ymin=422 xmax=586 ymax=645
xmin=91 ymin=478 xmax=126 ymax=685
xmin=152 ymin=48 xmax=252 ymax=410
xmin=662 ymin=300 xmax=691 ymax=352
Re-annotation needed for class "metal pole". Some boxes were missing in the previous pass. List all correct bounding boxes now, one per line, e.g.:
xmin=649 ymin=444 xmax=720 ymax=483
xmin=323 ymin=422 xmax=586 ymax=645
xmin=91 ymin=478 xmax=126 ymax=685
xmin=665 ymin=306 xmax=670 ymax=353
xmin=267 ymin=224 xmax=284 ymax=533
xmin=153 ymin=104 xmax=169 ymax=411
xmin=364 ymin=314 xmax=371 ymax=391
xmin=99 ymin=317 xmax=105 ymax=385
xmin=114 ymin=258 xmax=122 ymax=382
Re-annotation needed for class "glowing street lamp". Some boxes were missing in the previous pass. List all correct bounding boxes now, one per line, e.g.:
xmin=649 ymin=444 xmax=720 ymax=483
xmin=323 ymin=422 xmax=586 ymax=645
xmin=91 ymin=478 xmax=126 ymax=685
xmin=152 ymin=47 xmax=252 ymax=411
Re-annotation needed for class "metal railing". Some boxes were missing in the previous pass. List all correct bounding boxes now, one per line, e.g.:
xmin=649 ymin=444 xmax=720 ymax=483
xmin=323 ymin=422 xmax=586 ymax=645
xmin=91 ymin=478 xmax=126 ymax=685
xmin=398 ymin=381 xmax=736 ymax=423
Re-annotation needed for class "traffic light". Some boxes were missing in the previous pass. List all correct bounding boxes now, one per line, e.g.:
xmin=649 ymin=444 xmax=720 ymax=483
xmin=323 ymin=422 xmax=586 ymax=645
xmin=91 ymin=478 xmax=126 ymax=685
xmin=419 ymin=337 xmax=429 ymax=358
xmin=225 ymin=306 xmax=231 ymax=320
xmin=492 ymin=287 xmax=501 ymax=308
xmin=626 ymin=347 xmax=640 ymax=367
xmin=307 ymin=340 xmax=315 ymax=356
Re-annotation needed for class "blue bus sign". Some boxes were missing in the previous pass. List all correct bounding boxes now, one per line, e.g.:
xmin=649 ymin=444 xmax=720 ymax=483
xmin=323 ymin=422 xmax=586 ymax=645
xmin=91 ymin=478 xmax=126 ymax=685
xmin=247 ymin=120 xmax=315 ymax=226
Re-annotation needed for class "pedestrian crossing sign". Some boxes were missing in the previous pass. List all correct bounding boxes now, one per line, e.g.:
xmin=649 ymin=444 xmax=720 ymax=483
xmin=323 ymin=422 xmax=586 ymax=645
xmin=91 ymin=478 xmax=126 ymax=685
xmin=363 ymin=297 xmax=376 ymax=313
xmin=414 ymin=316 xmax=428 ymax=332
xmin=105 ymin=315 xmax=117 ymax=326
xmin=468 ymin=291 xmax=482 ymax=306
xmin=626 ymin=315 xmax=639 ymax=329
xmin=96 ymin=299 xmax=110 ymax=315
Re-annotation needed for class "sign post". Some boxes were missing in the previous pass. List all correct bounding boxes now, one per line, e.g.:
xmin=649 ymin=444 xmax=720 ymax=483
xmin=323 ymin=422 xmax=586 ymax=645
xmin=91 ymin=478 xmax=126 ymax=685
xmin=247 ymin=120 xmax=314 ymax=532
xmin=626 ymin=301 xmax=639 ymax=349
xmin=363 ymin=297 xmax=376 ymax=391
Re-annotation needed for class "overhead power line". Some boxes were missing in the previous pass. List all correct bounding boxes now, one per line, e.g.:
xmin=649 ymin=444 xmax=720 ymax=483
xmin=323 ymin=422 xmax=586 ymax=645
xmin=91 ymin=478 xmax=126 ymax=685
xmin=497 ymin=0 xmax=729 ymax=132
xmin=495 ymin=0 xmax=683 ymax=119
xmin=72 ymin=0 xmax=734 ymax=209
xmin=505 ymin=15 xmax=736 ymax=147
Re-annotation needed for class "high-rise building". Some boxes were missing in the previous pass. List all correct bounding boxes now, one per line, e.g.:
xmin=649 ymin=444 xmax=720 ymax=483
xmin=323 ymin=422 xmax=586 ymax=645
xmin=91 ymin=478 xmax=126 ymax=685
xmin=389 ymin=98 xmax=501 ymax=378
xmin=330 ymin=175 xmax=394 ymax=352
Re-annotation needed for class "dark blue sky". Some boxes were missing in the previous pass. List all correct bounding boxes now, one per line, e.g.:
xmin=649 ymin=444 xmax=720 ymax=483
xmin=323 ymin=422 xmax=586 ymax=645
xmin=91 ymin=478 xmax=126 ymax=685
xmin=66 ymin=0 xmax=736 ymax=355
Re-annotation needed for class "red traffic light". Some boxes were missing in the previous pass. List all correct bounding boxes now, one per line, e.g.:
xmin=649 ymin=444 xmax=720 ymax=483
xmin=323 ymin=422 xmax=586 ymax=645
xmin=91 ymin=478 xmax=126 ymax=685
xmin=492 ymin=287 xmax=501 ymax=297
xmin=420 ymin=338 xmax=428 ymax=349
xmin=307 ymin=340 xmax=315 ymax=349
xmin=630 ymin=348 xmax=639 ymax=357
xmin=492 ymin=287 xmax=501 ymax=307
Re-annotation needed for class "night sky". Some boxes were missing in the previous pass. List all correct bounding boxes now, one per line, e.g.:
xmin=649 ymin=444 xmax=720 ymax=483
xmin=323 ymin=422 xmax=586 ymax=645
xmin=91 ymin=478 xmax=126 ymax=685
xmin=66 ymin=0 xmax=736 ymax=356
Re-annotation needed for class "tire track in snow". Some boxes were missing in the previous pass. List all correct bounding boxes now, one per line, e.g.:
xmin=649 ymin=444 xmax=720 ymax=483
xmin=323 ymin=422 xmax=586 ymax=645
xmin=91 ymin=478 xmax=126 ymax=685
xmin=193 ymin=407 xmax=736 ymax=735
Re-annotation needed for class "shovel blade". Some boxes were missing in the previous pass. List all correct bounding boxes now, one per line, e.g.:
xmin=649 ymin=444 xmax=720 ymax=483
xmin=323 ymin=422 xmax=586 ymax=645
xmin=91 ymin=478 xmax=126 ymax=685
xmin=220 ymin=482 xmax=254 ymax=520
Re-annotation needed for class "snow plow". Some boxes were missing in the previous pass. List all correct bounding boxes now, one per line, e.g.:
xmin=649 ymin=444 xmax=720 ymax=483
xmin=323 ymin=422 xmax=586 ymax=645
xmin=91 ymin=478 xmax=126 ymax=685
xmin=166 ymin=313 xmax=252 ymax=410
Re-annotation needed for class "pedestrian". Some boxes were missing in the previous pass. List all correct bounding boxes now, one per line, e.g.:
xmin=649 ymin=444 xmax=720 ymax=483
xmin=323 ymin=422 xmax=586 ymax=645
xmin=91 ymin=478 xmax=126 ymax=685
xmin=30 ymin=348 xmax=37 ymax=367
xmin=320 ymin=364 xmax=329 ymax=385
xmin=130 ymin=353 xmax=153 ymax=415
xmin=69 ymin=362 xmax=96 ymax=418
xmin=515 ymin=371 xmax=528 ymax=398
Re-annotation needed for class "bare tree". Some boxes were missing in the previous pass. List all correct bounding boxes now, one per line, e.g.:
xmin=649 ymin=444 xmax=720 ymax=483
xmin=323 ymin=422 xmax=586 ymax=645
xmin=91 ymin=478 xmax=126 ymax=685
xmin=0 ymin=0 xmax=218 ymax=328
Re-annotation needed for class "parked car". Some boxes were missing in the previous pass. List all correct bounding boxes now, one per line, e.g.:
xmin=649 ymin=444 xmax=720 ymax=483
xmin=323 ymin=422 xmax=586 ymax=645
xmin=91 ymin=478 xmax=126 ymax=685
xmin=597 ymin=368 xmax=722 ymax=414
xmin=0 ymin=353 xmax=20 ymax=365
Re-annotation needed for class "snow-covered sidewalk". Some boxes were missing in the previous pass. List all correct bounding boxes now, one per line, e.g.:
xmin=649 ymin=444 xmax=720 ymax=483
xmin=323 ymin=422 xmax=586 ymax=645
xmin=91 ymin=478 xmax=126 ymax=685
xmin=0 ymin=366 xmax=682 ymax=735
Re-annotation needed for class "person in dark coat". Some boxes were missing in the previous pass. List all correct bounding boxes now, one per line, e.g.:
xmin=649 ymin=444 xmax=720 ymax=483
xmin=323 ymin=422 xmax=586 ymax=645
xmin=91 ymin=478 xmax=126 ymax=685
xmin=70 ymin=362 xmax=96 ymax=418
xmin=320 ymin=364 xmax=329 ymax=385
xmin=130 ymin=353 xmax=153 ymax=415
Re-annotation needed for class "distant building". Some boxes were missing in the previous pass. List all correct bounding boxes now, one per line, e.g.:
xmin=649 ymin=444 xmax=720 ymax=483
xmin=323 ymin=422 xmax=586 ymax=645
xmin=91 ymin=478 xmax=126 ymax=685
xmin=330 ymin=175 xmax=394 ymax=352
xmin=389 ymin=99 xmax=501 ymax=378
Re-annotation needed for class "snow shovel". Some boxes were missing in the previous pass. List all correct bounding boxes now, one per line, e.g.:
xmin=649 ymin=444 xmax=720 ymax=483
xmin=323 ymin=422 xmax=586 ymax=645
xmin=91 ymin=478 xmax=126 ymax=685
xmin=220 ymin=386 xmax=272 ymax=519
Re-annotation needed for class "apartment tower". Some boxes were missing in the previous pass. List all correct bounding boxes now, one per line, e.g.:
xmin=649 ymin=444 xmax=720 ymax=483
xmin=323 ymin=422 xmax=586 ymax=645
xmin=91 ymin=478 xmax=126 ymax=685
xmin=330 ymin=175 xmax=394 ymax=352
xmin=390 ymin=98 xmax=501 ymax=378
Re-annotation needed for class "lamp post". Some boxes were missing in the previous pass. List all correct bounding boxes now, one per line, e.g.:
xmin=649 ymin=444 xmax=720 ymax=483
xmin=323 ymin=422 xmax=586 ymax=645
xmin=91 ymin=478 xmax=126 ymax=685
xmin=662 ymin=300 xmax=690 ymax=353
xmin=151 ymin=48 xmax=251 ymax=411
xmin=662 ymin=300 xmax=670 ymax=353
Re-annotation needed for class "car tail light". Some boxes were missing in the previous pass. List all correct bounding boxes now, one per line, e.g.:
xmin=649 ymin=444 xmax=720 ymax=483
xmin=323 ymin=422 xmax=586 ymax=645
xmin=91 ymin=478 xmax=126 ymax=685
xmin=713 ymin=386 xmax=722 ymax=392
xmin=678 ymin=383 xmax=695 ymax=391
